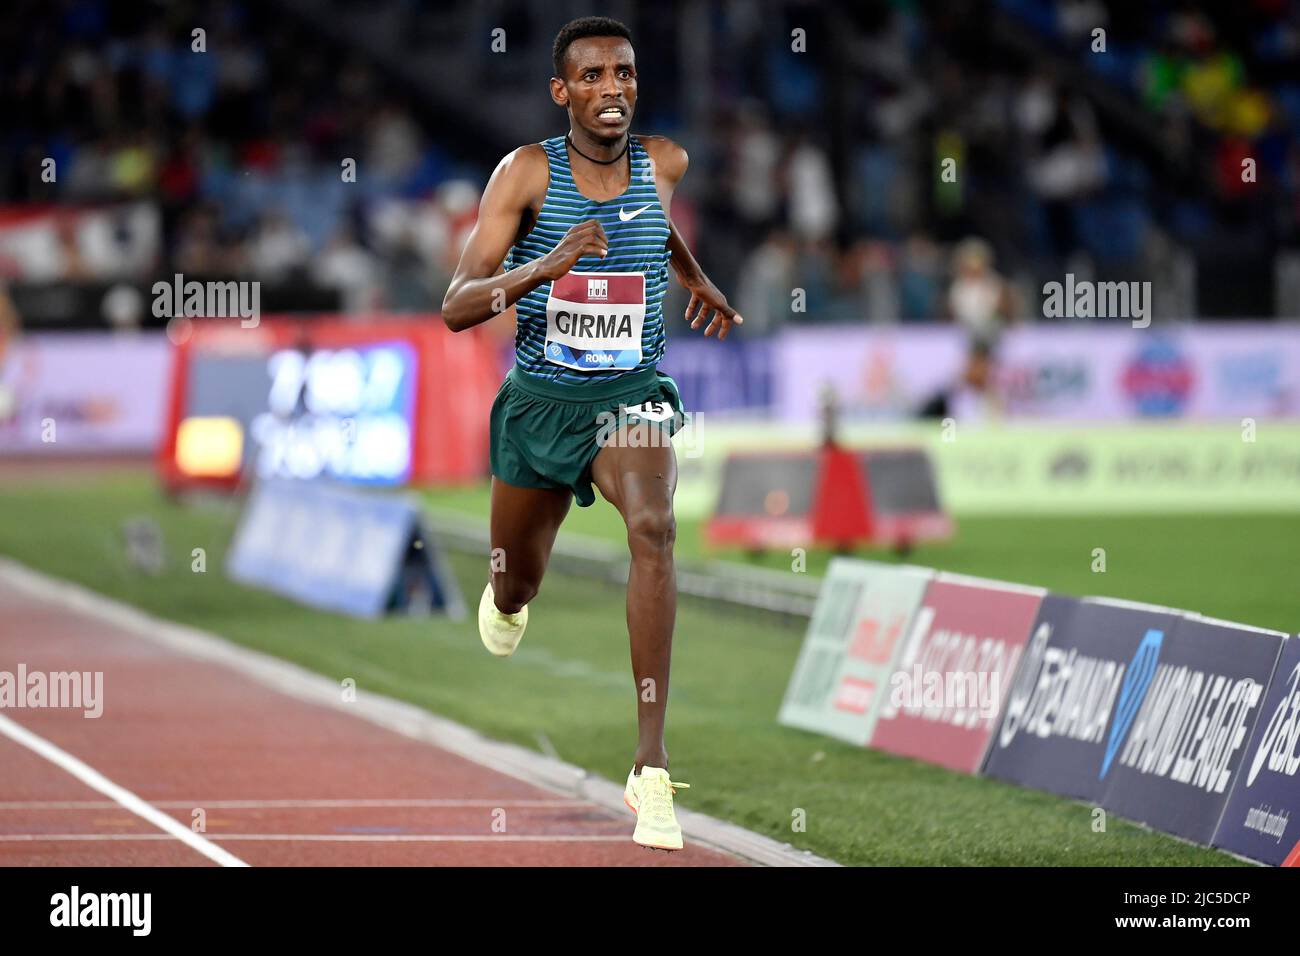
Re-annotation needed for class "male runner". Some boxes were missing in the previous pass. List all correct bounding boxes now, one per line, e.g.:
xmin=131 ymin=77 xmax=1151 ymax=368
xmin=442 ymin=16 xmax=741 ymax=851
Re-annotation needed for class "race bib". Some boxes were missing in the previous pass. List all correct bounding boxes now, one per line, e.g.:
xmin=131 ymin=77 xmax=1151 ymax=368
xmin=545 ymin=271 xmax=645 ymax=371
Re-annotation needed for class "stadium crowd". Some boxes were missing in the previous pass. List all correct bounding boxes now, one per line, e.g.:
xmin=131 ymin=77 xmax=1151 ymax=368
xmin=2 ymin=0 xmax=1297 ymax=326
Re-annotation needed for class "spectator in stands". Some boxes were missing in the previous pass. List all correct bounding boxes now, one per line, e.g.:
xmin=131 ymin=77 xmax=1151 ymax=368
xmin=174 ymin=206 xmax=234 ymax=276
xmin=898 ymin=233 xmax=943 ymax=322
xmin=794 ymin=237 xmax=838 ymax=322
xmin=1028 ymin=88 xmax=1105 ymax=261
xmin=783 ymin=133 xmax=838 ymax=243
xmin=947 ymin=237 xmax=1017 ymax=350
xmin=366 ymin=101 xmax=423 ymax=184
xmin=247 ymin=209 xmax=311 ymax=282
xmin=830 ymin=239 xmax=900 ymax=324
xmin=380 ymin=237 xmax=429 ymax=314
xmin=1056 ymin=0 xmax=1107 ymax=44
xmin=728 ymin=102 xmax=782 ymax=234
xmin=55 ymin=216 xmax=91 ymax=282
xmin=1182 ymin=37 xmax=1245 ymax=131
xmin=312 ymin=223 xmax=380 ymax=315
xmin=734 ymin=229 xmax=797 ymax=335
xmin=2 ymin=0 xmax=1296 ymax=323
xmin=860 ymin=240 xmax=901 ymax=323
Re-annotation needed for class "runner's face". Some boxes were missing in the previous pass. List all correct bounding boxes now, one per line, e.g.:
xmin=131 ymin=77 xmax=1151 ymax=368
xmin=554 ymin=37 xmax=637 ymax=141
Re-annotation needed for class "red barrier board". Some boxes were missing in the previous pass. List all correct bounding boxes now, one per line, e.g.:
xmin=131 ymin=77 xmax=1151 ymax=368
xmin=869 ymin=573 xmax=1044 ymax=773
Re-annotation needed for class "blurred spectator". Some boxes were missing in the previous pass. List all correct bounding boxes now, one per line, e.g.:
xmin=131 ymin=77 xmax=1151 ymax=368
xmin=947 ymin=237 xmax=1017 ymax=349
xmin=827 ymin=241 xmax=868 ymax=321
xmin=860 ymin=240 xmax=901 ymax=324
xmin=728 ymin=102 xmax=782 ymax=232
xmin=312 ymin=223 xmax=380 ymax=314
xmin=735 ymin=229 xmax=797 ymax=334
xmin=1028 ymin=89 xmax=1106 ymax=260
xmin=366 ymin=102 xmax=423 ymax=184
xmin=784 ymin=135 xmax=838 ymax=242
xmin=55 ymin=216 xmax=91 ymax=281
xmin=1056 ymin=0 xmax=1107 ymax=44
xmin=793 ymin=238 xmax=837 ymax=320
xmin=827 ymin=240 xmax=901 ymax=324
xmin=247 ymin=210 xmax=311 ymax=282
xmin=1182 ymin=41 xmax=1245 ymax=131
xmin=383 ymin=230 xmax=436 ymax=313
xmin=174 ymin=207 xmax=233 ymax=276
xmin=898 ymin=233 xmax=944 ymax=322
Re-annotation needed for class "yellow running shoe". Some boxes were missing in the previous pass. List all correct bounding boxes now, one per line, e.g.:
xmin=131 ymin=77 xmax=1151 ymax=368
xmin=478 ymin=582 xmax=528 ymax=657
xmin=623 ymin=766 xmax=690 ymax=851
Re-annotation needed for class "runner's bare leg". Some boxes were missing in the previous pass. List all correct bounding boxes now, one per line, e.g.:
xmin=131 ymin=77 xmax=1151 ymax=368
xmin=591 ymin=432 xmax=677 ymax=772
xmin=488 ymin=479 xmax=573 ymax=614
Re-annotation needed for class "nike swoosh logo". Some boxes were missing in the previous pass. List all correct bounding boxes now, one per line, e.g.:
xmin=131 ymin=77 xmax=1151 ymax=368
xmin=619 ymin=203 xmax=653 ymax=222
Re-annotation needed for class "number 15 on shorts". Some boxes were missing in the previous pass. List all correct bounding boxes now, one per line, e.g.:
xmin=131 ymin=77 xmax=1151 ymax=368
xmin=624 ymin=400 xmax=675 ymax=423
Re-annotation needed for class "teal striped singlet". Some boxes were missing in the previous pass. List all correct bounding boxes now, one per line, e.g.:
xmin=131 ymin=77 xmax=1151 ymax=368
xmin=503 ymin=134 xmax=671 ymax=387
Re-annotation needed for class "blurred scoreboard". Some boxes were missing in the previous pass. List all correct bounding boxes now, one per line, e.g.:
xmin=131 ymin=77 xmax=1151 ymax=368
xmin=157 ymin=316 xmax=498 ymax=491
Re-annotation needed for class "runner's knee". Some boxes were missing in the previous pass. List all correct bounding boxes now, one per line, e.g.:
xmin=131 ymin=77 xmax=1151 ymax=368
xmin=625 ymin=506 xmax=676 ymax=558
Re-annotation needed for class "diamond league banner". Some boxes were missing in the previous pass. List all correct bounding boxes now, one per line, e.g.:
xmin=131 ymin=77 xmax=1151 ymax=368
xmin=867 ymin=573 xmax=1044 ymax=773
xmin=1213 ymin=635 xmax=1300 ymax=866
xmin=779 ymin=560 xmax=933 ymax=746
xmin=1098 ymin=615 xmax=1284 ymax=845
xmin=983 ymin=596 xmax=1183 ymax=801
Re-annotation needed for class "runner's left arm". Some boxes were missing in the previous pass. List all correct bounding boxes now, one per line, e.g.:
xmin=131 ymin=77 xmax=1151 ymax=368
xmin=667 ymin=220 xmax=743 ymax=340
xmin=645 ymin=136 xmax=744 ymax=341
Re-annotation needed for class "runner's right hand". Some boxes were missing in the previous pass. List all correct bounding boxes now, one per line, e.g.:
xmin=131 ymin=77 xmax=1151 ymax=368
xmin=538 ymin=219 xmax=607 ymax=279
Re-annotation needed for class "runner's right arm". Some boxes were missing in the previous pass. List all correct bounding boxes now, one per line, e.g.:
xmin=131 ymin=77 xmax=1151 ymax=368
xmin=442 ymin=146 xmax=608 ymax=332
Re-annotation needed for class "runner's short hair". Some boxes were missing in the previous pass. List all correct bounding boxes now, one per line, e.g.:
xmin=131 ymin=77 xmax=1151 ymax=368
xmin=552 ymin=16 xmax=633 ymax=78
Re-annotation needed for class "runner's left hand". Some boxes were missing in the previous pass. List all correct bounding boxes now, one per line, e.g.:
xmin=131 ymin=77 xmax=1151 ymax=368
xmin=683 ymin=276 xmax=743 ymax=340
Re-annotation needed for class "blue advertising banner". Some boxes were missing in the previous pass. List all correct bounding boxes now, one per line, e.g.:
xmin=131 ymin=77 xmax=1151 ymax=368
xmin=660 ymin=337 xmax=773 ymax=415
xmin=1099 ymin=616 xmax=1284 ymax=845
xmin=227 ymin=478 xmax=464 ymax=619
xmin=1213 ymin=635 xmax=1300 ymax=866
xmin=983 ymin=596 xmax=1181 ymax=802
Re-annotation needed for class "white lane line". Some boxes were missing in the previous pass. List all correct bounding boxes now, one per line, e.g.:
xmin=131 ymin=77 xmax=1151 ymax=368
xmin=0 ymin=833 xmax=628 ymax=843
xmin=0 ymin=799 xmax=585 ymax=810
xmin=0 ymin=714 xmax=249 ymax=867
xmin=0 ymin=557 xmax=838 ymax=867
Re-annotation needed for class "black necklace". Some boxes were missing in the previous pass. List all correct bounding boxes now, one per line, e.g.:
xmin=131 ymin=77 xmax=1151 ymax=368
xmin=565 ymin=132 xmax=629 ymax=165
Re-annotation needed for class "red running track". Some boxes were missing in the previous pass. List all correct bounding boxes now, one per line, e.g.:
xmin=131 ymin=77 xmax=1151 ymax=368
xmin=0 ymin=572 xmax=744 ymax=867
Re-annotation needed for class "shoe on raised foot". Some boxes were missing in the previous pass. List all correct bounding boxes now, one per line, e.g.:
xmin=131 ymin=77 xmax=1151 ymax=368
xmin=478 ymin=582 xmax=527 ymax=657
